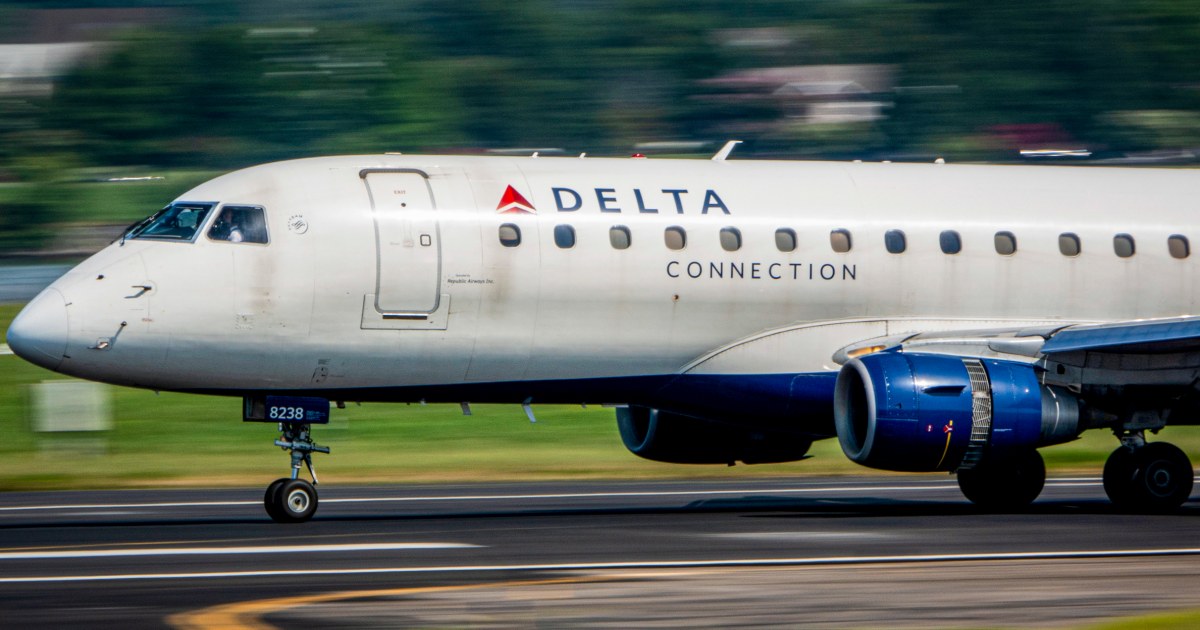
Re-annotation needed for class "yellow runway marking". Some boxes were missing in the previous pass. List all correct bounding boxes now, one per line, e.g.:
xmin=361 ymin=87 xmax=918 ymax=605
xmin=168 ymin=574 xmax=628 ymax=630
xmin=165 ymin=561 xmax=1200 ymax=630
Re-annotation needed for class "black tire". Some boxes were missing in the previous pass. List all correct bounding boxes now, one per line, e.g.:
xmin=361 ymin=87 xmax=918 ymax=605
xmin=263 ymin=478 xmax=289 ymax=521
xmin=957 ymin=450 xmax=1046 ymax=511
xmin=271 ymin=479 xmax=318 ymax=523
xmin=1102 ymin=447 xmax=1137 ymax=508
xmin=1128 ymin=443 xmax=1193 ymax=512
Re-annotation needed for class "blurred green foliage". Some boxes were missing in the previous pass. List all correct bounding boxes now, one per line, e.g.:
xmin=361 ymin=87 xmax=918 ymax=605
xmin=12 ymin=0 xmax=1198 ymax=164
xmin=3 ymin=0 xmax=1200 ymax=253
xmin=0 ymin=151 xmax=77 ymax=252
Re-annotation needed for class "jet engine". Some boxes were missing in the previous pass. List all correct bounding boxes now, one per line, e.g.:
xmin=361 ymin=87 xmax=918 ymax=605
xmin=833 ymin=352 xmax=1080 ymax=472
xmin=616 ymin=406 xmax=812 ymax=465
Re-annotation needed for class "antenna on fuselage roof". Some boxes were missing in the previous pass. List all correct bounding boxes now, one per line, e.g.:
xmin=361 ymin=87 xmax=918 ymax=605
xmin=711 ymin=140 xmax=743 ymax=162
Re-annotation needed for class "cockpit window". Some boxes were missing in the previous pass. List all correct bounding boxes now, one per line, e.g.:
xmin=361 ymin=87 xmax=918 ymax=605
xmin=208 ymin=205 xmax=269 ymax=244
xmin=129 ymin=202 xmax=215 ymax=242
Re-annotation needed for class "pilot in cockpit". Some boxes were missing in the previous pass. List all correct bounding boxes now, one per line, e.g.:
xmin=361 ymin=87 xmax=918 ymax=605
xmin=208 ymin=206 xmax=267 ymax=243
xmin=212 ymin=212 xmax=245 ymax=242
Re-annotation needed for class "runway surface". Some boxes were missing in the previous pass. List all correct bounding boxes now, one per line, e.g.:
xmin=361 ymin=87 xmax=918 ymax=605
xmin=1 ymin=475 xmax=1199 ymax=628
xmin=0 ymin=264 xmax=69 ymax=303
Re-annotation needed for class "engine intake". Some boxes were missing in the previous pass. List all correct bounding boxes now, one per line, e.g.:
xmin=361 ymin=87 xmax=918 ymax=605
xmin=617 ymin=406 xmax=812 ymax=465
xmin=833 ymin=352 xmax=1080 ymax=472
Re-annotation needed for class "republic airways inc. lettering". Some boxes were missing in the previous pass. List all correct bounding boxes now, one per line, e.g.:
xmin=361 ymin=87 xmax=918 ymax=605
xmin=552 ymin=187 xmax=730 ymax=214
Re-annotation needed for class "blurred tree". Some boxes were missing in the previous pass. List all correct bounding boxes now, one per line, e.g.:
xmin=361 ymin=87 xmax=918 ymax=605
xmin=592 ymin=0 xmax=724 ymax=147
xmin=18 ymin=0 xmax=1200 ymax=171
xmin=0 ymin=141 xmax=79 ymax=253
xmin=41 ymin=25 xmax=469 ymax=165
xmin=878 ymin=0 xmax=1200 ymax=157
xmin=415 ymin=0 xmax=611 ymax=148
xmin=47 ymin=31 xmax=200 ymax=165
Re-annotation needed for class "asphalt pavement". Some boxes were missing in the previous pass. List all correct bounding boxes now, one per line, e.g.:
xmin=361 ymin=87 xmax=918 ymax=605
xmin=0 ymin=264 xmax=69 ymax=303
xmin=1 ymin=476 xmax=1198 ymax=628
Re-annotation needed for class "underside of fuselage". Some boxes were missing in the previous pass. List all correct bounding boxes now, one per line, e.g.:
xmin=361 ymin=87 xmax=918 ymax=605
xmin=178 ymin=371 xmax=841 ymax=437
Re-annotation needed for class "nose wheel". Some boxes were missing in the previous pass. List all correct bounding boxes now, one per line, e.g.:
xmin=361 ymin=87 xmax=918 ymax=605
xmin=264 ymin=423 xmax=329 ymax=523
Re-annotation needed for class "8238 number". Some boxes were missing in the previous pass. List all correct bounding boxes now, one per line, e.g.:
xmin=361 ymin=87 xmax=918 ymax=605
xmin=269 ymin=406 xmax=305 ymax=421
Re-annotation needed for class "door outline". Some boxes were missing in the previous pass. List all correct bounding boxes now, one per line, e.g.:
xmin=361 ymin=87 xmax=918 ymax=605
xmin=360 ymin=168 xmax=442 ymax=316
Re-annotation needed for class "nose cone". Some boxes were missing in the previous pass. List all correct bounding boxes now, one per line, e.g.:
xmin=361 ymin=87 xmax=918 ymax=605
xmin=6 ymin=288 xmax=68 ymax=371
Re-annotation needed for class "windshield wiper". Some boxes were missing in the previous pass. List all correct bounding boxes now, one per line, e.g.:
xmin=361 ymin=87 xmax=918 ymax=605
xmin=117 ymin=214 xmax=158 ymax=246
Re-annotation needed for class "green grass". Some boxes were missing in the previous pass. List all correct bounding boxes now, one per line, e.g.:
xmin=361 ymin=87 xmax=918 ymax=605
xmin=3 ymin=302 xmax=1198 ymax=490
xmin=1080 ymin=609 xmax=1200 ymax=630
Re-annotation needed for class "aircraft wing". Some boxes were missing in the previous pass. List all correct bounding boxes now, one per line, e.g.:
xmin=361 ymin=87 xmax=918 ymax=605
xmin=1038 ymin=316 xmax=1200 ymax=355
xmin=833 ymin=316 xmax=1200 ymax=368
xmin=827 ymin=315 xmax=1200 ymax=396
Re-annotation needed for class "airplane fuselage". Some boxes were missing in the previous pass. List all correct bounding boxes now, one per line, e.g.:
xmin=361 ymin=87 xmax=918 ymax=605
xmin=12 ymin=154 xmax=1200 ymax=434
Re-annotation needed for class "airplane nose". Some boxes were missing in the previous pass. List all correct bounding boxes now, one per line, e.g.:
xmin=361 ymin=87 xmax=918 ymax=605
xmin=6 ymin=288 xmax=68 ymax=371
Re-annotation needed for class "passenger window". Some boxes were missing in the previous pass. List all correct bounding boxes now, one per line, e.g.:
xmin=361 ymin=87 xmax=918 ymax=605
xmin=664 ymin=226 xmax=686 ymax=250
xmin=830 ymin=229 xmax=852 ymax=253
xmin=1059 ymin=233 xmax=1081 ymax=257
xmin=131 ymin=202 xmax=214 ymax=242
xmin=994 ymin=231 xmax=1017 ymax=256
xmin=499 ymin=223 xmax=521 ymax=247
xmin=209 ymin=205 xmax=268 ymax=244
xmin=884 ymin=230 xmax=906 ymax=254
xmin=610 ymin=225 xmax=631 ymax=250
xmin=719 ymin=227 xmax=742 ymax=252
xmin=775 ymin=228 xmax=797 ymax=252
xmin=1114 ymin=233 xmax=1135 ymax=258
xmin=554 ymin=224 xmax=576 ymax=249
xmin=939 ymin=230 xmax=962 ymax=254
xmin=1169 ymin=234 xmax=1190 ymax=259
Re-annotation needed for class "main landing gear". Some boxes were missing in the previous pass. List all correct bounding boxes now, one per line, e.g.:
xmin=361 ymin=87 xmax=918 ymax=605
xmin=954 ymin=435 xmax=1194 ymax=512
xmin=264 ymin=423 xmax=330 ymax=523
xmin=1103 ymin=432 xmax=1193 ymax=512
xmin=956 ymin=450 xmax=1047 ymax=511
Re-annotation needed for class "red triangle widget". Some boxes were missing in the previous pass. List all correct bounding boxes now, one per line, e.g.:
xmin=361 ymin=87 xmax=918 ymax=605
xmin=496 ymin=185 xmax=536 ymax=214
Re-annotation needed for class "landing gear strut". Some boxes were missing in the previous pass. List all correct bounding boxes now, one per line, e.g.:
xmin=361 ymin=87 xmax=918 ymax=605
xmin=956 ymin=450 xmax=1046 ymax=511
xmin=265 ymin=423 xmax=329 ymax=523
xmin=1103 ymin=432 xmax=1193 ymax=512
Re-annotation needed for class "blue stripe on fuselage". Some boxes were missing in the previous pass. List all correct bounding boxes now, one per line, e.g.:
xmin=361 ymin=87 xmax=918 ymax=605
xmin=188 ymin=372 xmax=839 ymax=437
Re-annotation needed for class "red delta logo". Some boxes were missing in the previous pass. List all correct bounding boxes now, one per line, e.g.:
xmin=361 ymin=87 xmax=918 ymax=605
xmin=496 ymin=185 xmax=535 ymax=214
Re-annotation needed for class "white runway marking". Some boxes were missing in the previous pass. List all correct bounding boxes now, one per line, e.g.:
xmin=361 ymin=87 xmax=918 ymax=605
xmin=0 ymin=542 xmax=479 ymax=561
xmin=0 ymin=500 xmax=258 ymax=512
xmin=0 ymin=478 xmax=1113 ymax=513
xmin=3 ymin=547 xmax=1199 ymax=584
xmin=709 ymin=531 xmax=896 ymax=541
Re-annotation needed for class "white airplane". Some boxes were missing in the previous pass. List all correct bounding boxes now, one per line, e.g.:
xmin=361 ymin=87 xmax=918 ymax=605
xmin=8 ymin=144 xmax=1200 ymax=522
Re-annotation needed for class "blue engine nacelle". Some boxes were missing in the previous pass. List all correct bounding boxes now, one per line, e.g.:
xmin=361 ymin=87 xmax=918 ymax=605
xmin=617 ymin=406 xmax=813 ymax=465
xmin=833 ymin=352 xmax=1080 ymax=472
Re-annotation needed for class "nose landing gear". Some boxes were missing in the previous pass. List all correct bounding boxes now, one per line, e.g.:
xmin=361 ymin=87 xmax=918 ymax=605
xmin=265 ymin=423 xmax=329 ymax=523
xmin=244 ymin=396 xmax=333 ymax=523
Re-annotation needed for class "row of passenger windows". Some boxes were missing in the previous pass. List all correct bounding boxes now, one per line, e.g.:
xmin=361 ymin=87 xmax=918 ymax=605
xmin=498 ymin=223 xmax=1191 ymax=259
